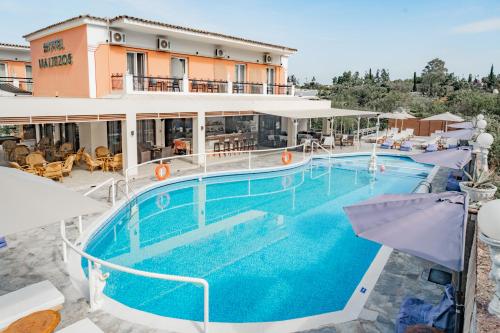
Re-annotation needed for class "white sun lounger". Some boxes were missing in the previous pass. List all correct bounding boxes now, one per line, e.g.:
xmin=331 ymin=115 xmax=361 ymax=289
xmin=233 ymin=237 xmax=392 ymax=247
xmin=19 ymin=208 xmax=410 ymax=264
xmin=0 ymin=280 xmax=65 ymax=329
xmin=57 ymin=318 xmax=104 ymax=333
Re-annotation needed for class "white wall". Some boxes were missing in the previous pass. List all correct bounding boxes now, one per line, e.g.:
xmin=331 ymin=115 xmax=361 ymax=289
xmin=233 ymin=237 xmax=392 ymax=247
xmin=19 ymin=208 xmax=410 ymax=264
xmin=78 ymin=122 xmax=108 ymax=157
xmin=0 ymin=48 xmax=31 ymax=62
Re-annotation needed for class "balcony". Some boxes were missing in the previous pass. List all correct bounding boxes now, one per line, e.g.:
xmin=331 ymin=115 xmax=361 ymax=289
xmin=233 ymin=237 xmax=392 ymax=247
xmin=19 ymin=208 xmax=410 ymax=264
xmin=0 ymin=76 xmax=33 ymax=94
xmin=111 ymin=74 xmax=294 ymax=96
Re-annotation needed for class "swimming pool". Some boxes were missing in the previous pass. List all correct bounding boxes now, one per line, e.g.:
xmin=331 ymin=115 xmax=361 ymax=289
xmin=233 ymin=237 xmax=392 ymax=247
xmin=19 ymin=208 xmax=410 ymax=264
xmin=82 ymin=155 xmax=433 ymax=326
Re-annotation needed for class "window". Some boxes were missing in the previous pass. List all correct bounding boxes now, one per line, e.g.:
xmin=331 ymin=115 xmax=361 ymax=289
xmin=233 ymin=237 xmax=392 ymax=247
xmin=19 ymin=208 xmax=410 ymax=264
xmin=235 ymin=64 xmax=246 ymax=83
xmin=25 ymin=65 xmax=32 ymax=78
xmin=0 ymin=63 xmax=7 ymax=77
xmin=171 ymin=57 xmax=187 ymax=78
xmin=107 ymin=121 xmax=122 ymax=154
xmin=137 ymin=120 xmax=156 ymax=146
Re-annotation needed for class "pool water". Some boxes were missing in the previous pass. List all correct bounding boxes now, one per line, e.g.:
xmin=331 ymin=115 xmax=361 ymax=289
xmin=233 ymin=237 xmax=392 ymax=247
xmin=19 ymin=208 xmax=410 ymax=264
xmin=84 ymin=155 xmax=432 ymax=323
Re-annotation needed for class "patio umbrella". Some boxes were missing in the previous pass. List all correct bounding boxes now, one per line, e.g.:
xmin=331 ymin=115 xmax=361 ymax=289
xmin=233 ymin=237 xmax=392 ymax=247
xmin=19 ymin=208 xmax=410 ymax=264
xmin=410 ymin=148 xmax=472 ymax=169
xmin=422 ymin=112 xmax=464 ymax=132
xmin=0 ymin=167 xmax=107 ymax=236
xmin=343 ymin=191 xmax=468 ymax=272
xmin=440 ymin=129 xmax=474 ymax=140
xmin=448 ymin=122 xmax=473 ymax=129
xmin=343 ymin=191 xmax=468 ymax=332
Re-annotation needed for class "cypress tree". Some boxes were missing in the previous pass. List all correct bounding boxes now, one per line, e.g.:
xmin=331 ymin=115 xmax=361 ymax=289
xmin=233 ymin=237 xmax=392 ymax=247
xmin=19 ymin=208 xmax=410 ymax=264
xmin=412 ymin=72 xmax=417 ymax=92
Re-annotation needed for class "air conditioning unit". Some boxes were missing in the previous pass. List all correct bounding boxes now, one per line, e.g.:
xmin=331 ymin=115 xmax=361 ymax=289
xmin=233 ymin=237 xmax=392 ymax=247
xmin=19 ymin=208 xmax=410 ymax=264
xmin=263 ymin=53 xmax=273 ymax=64
xmin=215 ymin=48 xmax=225 ymax=58
xmin=109 ymin=30 xmax=126 ymax=45
xmin=157 ymin=38 xmax=171 ymax=51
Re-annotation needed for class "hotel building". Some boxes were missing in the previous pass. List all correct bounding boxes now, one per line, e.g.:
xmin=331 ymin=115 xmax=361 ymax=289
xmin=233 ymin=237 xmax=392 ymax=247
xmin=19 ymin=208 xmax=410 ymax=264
xmin=0 ymin=15 xmax=336 ymax=173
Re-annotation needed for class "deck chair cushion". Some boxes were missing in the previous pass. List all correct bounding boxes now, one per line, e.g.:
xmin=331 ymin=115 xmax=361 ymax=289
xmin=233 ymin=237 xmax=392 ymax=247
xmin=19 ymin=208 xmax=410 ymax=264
xmin=0 ymin=280 xmax=65 ymax=329
xmin=57 ymin=318 xmax=104 ymax=333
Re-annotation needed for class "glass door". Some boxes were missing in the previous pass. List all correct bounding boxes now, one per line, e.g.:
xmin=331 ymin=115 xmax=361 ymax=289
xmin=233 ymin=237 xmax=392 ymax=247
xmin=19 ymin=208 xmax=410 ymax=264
xmin=266 ymin=68 xmax=275 ymax=94
xmin=234 ymin=64 xmax=246 ymax=93
xmin=171 ymin=58 xmax=186 ymax=78
xmin=127 ymin=53 xmax=146 ymax=90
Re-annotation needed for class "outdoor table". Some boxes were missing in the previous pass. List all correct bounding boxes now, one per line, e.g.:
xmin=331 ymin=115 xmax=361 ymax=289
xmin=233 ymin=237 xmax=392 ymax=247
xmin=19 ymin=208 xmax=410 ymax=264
xmin=97 ymin=156 xmax=112 ymax=172
xmin=4 ymin=310 xmax=61 ymax=333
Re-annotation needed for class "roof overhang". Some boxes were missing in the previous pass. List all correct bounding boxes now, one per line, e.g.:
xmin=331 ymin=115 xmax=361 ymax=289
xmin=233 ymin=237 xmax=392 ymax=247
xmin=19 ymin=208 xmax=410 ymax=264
xmin=0 ymin=94 xmax=333 ymax=124
xmin=23 ymin=16 xmax=108 ymax=41
xmin=259 ymin=108 xmax=379 ymax=119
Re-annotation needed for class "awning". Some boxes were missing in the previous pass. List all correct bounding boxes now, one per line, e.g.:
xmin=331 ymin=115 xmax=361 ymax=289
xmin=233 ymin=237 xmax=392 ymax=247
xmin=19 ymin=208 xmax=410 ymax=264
xmin=258 ymin=108 xmax=378 ymax=119
xmin=0 ymin=94 xmax=334 ymax=124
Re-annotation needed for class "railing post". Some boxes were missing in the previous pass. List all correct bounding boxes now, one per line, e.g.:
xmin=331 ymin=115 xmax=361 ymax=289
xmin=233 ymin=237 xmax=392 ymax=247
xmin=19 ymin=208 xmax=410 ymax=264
xmin=60 ymin=220 xmax=67 ymax=262
xmin=262 ymin=83 xmax=267 ymax=95
xmin=182 ymin=74 xmax=189 ymax=93
xmin=124 ymin=74 xmax=134 ymax=94
xmin=291 ymin=84 xmax=295 ymax=96
xmin=111 ymin=179 xmax=116 ymax=206
xmin=227 ymin=74 xmax=232 ymax=94
xmin=204 ymin=284 xmax=210 ymax=333
xmin=78 ymin=216 xmax=83 ymax=234
xmin=12 ymin=78 xmax=20 ymax=88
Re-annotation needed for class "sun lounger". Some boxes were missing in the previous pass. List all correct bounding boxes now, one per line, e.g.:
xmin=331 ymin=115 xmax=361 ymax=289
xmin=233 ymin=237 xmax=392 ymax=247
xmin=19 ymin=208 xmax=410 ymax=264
xmin=381 ymin=139 xmax=394 ymax=149
xmin=322 ymin=136 xmax=335 ymax=149
xmin=57 ymin=318 xmax=104 ymax=333
xmin=0 ymin=236 xmax=6 ymax=249
xmin=426 ymin=144 xmax=438 ymax=152
xmin=0 ymin=280 xmax=65 ymax=329
xmin=400 ymin=141 xmax=413 ymax=151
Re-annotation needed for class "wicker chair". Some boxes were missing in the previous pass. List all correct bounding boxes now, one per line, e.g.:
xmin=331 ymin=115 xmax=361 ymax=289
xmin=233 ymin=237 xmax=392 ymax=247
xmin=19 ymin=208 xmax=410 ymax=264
xmin=2 ymin=140 xmax=17 ymax=161
xmin=25 ymin=152 xmax=47 ymax=168
xmin=42 ymin=162 xmax=63 ymax=182
xmin=95 ymin=146 xmax=111 ymax=158
xmin=55 ymin=142 xmax=74 ymax=160
xmin=8 ymin=161 xmax=37 ymax=175
xmin=107 ymin=153 xmax=123 ymax=172
xmin=75 ymin=147 xmax=85 ymax=165
xmin=12 ymin=145 xmax=31 ymax=165
xmin=83 ymin=152 xmax=103 ymax=172
xmin=62 ymin=154 xmax=76 ymax=176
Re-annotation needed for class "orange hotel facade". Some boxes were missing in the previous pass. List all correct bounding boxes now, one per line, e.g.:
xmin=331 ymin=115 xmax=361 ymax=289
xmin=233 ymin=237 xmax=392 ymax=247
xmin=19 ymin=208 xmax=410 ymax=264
xmin=0 ymin=15 xmax=329 ymax=172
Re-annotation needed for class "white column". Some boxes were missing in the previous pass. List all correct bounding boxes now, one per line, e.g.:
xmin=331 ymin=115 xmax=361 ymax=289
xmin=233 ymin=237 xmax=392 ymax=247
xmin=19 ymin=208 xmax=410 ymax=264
xmin=357 ymin=117 xmax=361 ymax=149
xmin=227 ymin=73 xmax=233 ymax=94
xmin=79 ymin=122 xmax=108 ymax=157
xmin=87 ymin=46 xmax=97 ymax=98
xmin=192 ymin=112 xmax=206 ymax=166
xmin=182 ymin=74 xmax=189 ymax=93
xmin=124 ymin=74 xmax=134 ymax=94
xmin=155 ymin=119 xmax=164 ymax=147
xmin=262 ymin=83 xmax=268 ymax=95
xmin=122 ymin=113 xmax=138 ymax=176
xmin=287 ymin=118 xmax=298 ymax=147
xmin=35 ymin=124 xmax=41 ymax=143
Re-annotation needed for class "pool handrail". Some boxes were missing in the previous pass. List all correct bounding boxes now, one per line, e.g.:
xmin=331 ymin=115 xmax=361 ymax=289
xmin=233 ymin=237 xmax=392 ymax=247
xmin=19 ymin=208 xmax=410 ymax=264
xmin=124 ymin=143 xmax=307 ymax=196
xmin=60 ymin=225 xmax=210 ymax=333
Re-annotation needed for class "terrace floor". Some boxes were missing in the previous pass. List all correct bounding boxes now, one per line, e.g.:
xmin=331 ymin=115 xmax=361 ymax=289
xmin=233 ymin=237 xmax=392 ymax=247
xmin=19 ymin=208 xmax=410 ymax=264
xmin=0 ymin=142 xmax=449 ymax=333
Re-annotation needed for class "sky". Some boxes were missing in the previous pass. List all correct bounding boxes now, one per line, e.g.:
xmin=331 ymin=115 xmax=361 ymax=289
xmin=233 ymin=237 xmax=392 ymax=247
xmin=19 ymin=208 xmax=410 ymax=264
xmin=1 ymin=0 xmax=499 ymax=84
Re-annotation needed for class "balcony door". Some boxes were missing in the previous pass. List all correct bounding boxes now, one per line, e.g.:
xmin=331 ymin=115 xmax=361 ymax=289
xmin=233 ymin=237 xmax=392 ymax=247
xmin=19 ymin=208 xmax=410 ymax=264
xmin=235 ymin=64 xmax=246 ymax=83
xmin=266 ymin=68 xmax=275 ymax=94
xmin=171 ymin=57 xmax=187 ymax=78
xmin=127 ymin=52 xmax=146 ymax=90
xmin=0 ymin=63 xmax=7 ymax=77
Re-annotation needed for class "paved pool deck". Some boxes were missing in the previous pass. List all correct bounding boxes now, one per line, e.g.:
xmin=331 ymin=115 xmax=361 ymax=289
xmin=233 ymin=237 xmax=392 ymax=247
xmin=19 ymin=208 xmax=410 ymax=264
xmin=0 ymin=145 xmax=449 ymax=333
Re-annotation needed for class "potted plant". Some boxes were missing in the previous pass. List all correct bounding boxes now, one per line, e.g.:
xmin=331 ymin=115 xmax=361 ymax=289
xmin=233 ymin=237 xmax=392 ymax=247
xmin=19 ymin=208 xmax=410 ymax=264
xmin=459 ymin=168 xmax=498 ymax=202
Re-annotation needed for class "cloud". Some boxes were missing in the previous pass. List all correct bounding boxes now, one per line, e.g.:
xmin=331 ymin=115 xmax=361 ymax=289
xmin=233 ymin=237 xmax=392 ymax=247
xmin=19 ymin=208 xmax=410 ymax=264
xmin=453 ymin=17 xmax=500 ymax=33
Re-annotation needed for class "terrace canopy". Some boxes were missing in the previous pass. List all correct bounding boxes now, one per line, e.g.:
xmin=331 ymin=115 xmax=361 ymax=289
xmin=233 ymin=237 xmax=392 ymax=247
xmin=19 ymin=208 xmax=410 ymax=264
xmin=0 ymin=167 xmax=107 ymax=236
xmin=422 ymin=112 xmax=464 ymax=132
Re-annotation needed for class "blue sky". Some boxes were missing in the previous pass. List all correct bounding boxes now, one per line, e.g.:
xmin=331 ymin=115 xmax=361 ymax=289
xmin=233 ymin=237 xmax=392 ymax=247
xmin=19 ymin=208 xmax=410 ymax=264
xmin=1 ymin=0 xmax=499 ymax=83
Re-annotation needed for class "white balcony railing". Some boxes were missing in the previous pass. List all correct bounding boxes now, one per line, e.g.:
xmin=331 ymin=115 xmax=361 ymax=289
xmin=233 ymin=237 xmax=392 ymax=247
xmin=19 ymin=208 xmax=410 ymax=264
xmin=115 ymin=74 xmax=295 ymax=96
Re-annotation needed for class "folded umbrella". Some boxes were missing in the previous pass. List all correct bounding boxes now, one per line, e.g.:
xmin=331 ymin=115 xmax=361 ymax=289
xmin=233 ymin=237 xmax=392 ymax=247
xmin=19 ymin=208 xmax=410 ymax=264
xmin=343 ymin=191 xmax=468 ymax=271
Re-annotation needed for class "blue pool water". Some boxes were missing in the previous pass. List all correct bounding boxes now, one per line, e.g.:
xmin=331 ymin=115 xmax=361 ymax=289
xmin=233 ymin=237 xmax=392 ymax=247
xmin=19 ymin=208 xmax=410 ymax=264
xmin=84 ymin=155 xmax=432 ymax=323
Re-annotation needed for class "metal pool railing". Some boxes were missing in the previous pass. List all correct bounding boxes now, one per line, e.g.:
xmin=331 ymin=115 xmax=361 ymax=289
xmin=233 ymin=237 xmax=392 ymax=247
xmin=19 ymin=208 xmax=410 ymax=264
xmin=124 ymin=143 xmax=308 ymax=196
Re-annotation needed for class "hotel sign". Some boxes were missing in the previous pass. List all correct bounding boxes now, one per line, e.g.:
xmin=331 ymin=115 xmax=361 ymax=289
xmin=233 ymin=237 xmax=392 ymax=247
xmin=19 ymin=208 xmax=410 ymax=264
xmin=38 ymin=38 xmax=73 ymax=68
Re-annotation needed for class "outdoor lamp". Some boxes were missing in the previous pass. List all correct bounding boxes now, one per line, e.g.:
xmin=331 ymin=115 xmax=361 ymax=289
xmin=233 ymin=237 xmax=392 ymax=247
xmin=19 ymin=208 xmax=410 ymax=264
xmin=477 ymin=132 xmax=494 ymax=149
xmin=477 ymin=114 xmax=485 ymax=121
xmin=477 ymin=119 xmax=487 ymax=131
